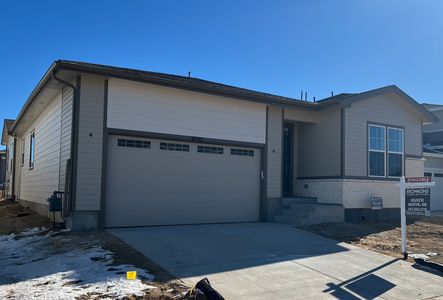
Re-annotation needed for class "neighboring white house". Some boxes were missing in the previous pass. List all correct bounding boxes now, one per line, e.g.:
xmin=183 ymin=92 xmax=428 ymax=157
xmin=422 ymin=103 xmax=443 ymax=211
xmin=1 ymin=60 xmax=437 ymax=230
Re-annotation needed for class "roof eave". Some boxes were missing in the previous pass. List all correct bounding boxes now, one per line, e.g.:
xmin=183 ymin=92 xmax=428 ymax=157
xmin=56 ymin=61 xmax=318 ymax=110
xmin=10 ymin=62 xmax=59 ymax=134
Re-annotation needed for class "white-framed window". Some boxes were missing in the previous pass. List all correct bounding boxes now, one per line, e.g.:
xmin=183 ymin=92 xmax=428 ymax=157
xmin=29 ymin=130 xmax=35 ymax=169
xmin=368 ymin=124 xmax=386 ymax=177
xmin=388 ymin=127 xmax=404 ymax=177
xmin=368 ymin=124 xmax=404 ymax=178
xmin=21 ymin=138 xmax=25 ymax=167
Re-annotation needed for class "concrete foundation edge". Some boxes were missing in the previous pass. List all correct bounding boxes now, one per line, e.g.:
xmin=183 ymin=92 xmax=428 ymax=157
xmin=345 ymin=208 xmax=401 ymax=223
xmin=67 ymin=210 xmax=100 ymax=231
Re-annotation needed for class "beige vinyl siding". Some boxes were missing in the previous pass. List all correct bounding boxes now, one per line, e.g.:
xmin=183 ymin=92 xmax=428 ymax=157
xmin=405 ymin=157 xmax=425 ymax=177
xmin=75 ymin=76 xmax=105 ymax=211
xmin=107 ymin=79 xmax=266 ymax=144
xmin=284 ymin=108 xmax=318 ymax=123
xmin=297 ymin=108 xmax=341 ymax=177
xmin=19 ymin=92 xmax=62 ymax=205
xmin=345 ymin=93 xmax=423 ymax=177
xmin=58 ymin=86 xmax=73 ymax=191
xmin=14 ymin=137 xmax=21 ymax=200
xmin=266 ymin=106 xmax=282 ymax=197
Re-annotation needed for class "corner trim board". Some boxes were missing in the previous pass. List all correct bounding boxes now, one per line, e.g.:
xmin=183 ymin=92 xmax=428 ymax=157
xmin=71 ymin=76 xmax=81 ymax=212
xmin=99 ymin=79 xmax=109 ymax=228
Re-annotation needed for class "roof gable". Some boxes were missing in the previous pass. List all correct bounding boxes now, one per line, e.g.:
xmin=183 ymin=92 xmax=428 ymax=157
xmin=320 ymin=86 xmax=437 ymax=123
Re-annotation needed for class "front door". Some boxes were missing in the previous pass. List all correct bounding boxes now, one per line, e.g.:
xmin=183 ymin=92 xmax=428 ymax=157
xmin=283 ymin=123 xmax=294 ymax=196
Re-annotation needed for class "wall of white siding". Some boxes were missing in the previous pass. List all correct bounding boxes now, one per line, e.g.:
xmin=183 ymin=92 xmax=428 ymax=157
xmin=75 ymin=76 xmax=105 ymax=211
xmin=345 ymin=93 xmax=423 ymax=177
xmin=266 ymin=106 xmax=282 ymax=198
xmin=297 ymin=108 xmax=341 ymax=177
xmin=107 ymin=79 xmax=267 ymax=144
xmin=18 ymin=93 xmax=62 ymax=205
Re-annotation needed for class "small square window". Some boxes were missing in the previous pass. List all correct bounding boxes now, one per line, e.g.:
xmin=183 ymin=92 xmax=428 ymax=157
xmin=117 ymin=139 xmax=126 ymax=147
xmin=126 ymin=140 xmax=134 ymax=147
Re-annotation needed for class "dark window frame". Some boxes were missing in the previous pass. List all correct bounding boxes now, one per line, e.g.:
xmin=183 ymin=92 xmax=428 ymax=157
xmin=117 ymin=138 xmax=151 ymax=149
xmin=29 ymin=130 xmax=35 ymax=170
xmin=21 ymin=138 xmax=25 ymax=167
xmin=367 ymin=124 xmax=404 ymax=178
xmin=197 ymin=145 xmax=224 ymax=154
xmin=160 ymin=142 xmax=190 ymax=152
xmin=230 ymin=148 xmax=254 ymax=157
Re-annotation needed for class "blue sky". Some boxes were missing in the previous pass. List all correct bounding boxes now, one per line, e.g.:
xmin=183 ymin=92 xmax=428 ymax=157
xmin=1 ymin=0 xmax=442 ymax=149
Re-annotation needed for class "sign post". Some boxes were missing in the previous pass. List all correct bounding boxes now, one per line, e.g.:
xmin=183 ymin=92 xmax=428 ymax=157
xmin=399 ymin=177 xmax=407 ymax=259
xmin=398 ymin=176 xmax=434 ymax=259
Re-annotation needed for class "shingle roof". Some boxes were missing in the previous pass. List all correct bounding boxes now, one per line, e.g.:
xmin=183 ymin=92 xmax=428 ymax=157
xmin=316 ymin=93 xmax=356 ymax=103
xmin=57 ymin=60 xmax=316 ymax=108
xmin=423 ymin=131 xmax=443 ymax=146
xmin=8 ymin=60 xmax=439 ymax=133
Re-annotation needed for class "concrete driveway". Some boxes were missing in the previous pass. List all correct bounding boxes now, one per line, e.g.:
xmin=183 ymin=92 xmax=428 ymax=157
xmin=109 ymin=223 xmax=443 ymax=299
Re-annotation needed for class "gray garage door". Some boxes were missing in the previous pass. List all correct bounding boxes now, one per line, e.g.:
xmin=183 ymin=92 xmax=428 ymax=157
xmin=424 ymin=170 xmax=443 ymax=211
xmin=105 ymin=135 xmax=261 ymax=227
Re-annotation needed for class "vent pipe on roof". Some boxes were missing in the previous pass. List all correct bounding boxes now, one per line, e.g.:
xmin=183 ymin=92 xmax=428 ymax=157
xmin=313 ymin=96 xmax=316 ymax=102
xmin=188 ymin=71 xmax=191 ymax=77
xmin=300 ymin=90 xmax=303 ymax=100
xmin=331 ymin=91 xmax=334 ymax=98
xmin=305 ymin=92 xmax=307 ymax=101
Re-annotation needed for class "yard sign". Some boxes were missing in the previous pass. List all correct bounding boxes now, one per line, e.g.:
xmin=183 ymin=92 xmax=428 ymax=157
xmin=398 ymin=176 xmax=434 ymax=259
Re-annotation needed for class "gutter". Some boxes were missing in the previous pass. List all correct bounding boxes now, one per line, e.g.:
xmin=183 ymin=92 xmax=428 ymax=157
xmin=56 ymin=61 xmax=321 ymax=110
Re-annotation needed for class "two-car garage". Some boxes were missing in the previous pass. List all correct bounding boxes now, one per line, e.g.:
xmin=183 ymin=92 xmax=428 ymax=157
xmin=105 ymin=136 xmax=262 ymax=227
xmin=103 ymin=78 xmax=267 ymax=227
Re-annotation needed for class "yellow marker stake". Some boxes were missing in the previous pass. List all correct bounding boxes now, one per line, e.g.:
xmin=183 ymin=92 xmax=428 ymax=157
xmin=126 ymin=271 xmax=137 ymax=280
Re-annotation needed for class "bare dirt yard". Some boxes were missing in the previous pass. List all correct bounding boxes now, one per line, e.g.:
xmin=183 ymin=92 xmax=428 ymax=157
xmin=302 ymin=216 xmax=443 ymax=265
xmin=0 ymin=199 xmax=189 ymax=300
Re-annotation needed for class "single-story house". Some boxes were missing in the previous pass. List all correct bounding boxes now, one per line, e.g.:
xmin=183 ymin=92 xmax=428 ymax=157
xmin=1 ymin=60 xmax=437 ymax=230
xmin=422 ymin=103 xmax=443 ymax=211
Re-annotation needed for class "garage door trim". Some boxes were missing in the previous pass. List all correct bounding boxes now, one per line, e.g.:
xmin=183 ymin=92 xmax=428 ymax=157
xmin=100 ymin=128 xmax=266 ymax=228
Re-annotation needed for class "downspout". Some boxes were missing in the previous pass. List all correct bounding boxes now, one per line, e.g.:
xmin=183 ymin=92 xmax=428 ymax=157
xmin=52 ymin=71 xmax=77 ymax=218
xmin=11 ymin=136 xmax=17 ymax=200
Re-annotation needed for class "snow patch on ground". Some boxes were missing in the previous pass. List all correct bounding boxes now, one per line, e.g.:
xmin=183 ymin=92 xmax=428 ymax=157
xmin=0 ymin=228 xmax=155 ymax=299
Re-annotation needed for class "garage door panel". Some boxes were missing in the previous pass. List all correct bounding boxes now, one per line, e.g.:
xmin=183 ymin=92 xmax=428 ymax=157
xmin=109 ymin=176 xmax=259 ymax=193
xmin=106 ymin=135 xmax=261 ymax=227
xmin=108 ymin=195 xmax=257 ymax=212
xmin=107 ymin=208 xmax=258 ymax=227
